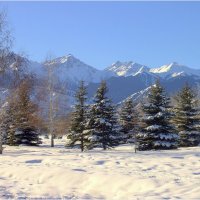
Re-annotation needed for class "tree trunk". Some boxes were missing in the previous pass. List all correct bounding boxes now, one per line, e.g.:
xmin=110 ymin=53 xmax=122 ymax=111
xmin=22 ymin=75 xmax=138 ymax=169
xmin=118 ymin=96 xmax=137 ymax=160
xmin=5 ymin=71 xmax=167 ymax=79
xmin=48 ymin=63 xmax=54 ymax=147
xmin=0 ymin=135 xmax=3 ymax=154
xmin=103 ymin=138 xmax=106 ymax=150
xmin=134 ymin=131 xmax=137 ymax=153
xmin=51 ymin=134 xmax=54 ymax=147
xmin=81 ymin=135 xmax=83 ymax=152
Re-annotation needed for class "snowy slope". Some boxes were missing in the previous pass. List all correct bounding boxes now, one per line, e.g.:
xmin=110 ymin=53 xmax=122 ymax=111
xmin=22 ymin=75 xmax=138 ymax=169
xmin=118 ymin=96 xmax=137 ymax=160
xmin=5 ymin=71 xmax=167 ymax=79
xmin=43 ymin=54 xmax=115 ymax=84
xmin=106 ymin=61 xmax=150 ymax=77
xmin=0 ymin=139 xmax=200 ymax=199
xmin=106 ymin=60 xmax=200 ymax=79
xmin=120 ymin=85 xmax=152 ymax=105
xmin=150 ymin=62 xmax=200 ymax=79
xmin=11 ymin=55 xmax=200 ymax=82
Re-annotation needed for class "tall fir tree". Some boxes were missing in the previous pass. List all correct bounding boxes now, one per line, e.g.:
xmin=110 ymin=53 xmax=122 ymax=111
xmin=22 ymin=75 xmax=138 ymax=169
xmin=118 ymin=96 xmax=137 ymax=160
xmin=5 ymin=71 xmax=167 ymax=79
xmin=173 ymin=84 xmax=200 ymax=147
xmin=119 ymin=98 xmax=136 ymax=144
xmin=66 ymin=81 xmax=90 ymax=151
xmin=88 ymin=81 xmax=120 ymax=150
xmin=137 ymin=80 xmax=178 ymax=151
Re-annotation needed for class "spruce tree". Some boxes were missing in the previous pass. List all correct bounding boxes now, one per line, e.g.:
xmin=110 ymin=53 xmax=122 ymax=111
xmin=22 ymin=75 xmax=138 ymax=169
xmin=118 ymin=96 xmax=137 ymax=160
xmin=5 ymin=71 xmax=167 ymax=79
xmin=173 ymin=84 xmax=200 ymax=147
xmin=66 ymin=81 xmax=90 ymax=151
xmin=88 ymin=81 xmax=120 ymax=150
xmin=119 ymin=98 xmax=136 ymax=144
xmin=137 ymin=80 xmax=178 ymax=151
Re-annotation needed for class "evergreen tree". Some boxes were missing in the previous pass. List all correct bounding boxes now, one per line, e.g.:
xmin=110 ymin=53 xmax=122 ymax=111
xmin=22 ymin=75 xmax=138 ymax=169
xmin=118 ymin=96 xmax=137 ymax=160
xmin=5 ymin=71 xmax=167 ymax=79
xmin=88 ymin=81 xmax=120 ymax=150
xmin=7 ymin=79 xmax=41 ymax=146
xmin=66 ymin=81 xmax=90 ymax=151
xmin=119 ymin=98 xmax=136 ymax=144
xmin=173 ymin=84 xmax=200 ymax=147
xmin=6 ymin=97 xmax=18 ymax=146
xmin=137 ymin=80 xmax=178 ymax=151
xmin=0 ymin=105 xmax=13 ymax=145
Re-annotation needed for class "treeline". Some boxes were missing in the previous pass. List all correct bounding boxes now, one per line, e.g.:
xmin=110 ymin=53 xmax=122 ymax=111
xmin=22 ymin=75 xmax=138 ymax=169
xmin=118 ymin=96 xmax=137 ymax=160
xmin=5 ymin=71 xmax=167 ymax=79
xmin=66 ymin=80 xmax=200 ymax=151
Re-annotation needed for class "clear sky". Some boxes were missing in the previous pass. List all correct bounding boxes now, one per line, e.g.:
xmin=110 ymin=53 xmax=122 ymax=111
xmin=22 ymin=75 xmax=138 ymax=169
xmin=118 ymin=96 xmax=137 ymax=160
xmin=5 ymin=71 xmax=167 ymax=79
xmin=1 ymin=2 xmax=200 ymax=69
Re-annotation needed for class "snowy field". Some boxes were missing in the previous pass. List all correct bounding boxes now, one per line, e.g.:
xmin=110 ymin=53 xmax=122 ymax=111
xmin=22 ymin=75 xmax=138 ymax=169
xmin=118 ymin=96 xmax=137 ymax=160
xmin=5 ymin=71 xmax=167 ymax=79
xmin=0 ymin=139 xmax=200 ymax=199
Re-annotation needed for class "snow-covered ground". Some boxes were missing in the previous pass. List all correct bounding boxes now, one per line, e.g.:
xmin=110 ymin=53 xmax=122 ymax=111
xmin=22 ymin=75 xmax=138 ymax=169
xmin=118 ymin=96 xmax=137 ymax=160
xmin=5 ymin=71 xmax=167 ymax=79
xmin=0 ymin=139 xmax=200 ymax=199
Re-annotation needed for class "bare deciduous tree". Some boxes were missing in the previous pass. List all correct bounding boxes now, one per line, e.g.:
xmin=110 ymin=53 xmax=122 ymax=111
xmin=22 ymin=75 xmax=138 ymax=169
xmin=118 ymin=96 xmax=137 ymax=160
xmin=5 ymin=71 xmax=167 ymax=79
xmin=0 ymin=10 xmax=13 ymax=154
xmin=47 ymin=57 xmax=55 ymax=147
xmin=42 ymin=55 xmax=68 ymax=147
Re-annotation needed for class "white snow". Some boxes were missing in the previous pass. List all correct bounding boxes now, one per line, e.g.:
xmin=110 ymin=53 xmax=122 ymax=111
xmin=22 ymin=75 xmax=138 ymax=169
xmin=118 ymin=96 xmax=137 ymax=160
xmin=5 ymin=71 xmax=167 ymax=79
xmin=106 ymin=61 xmax=150 ymax=77
xmin=150 ymin=62 xmax=200 ymax=78
xmin=43 ymin=54 xmax=115 ymax=84
xmin=0 ymin=139 xmax=200 ymax=199
xmin=107 ymin=60 xmax=200 ymax=79
xmin=146 ymin=125 xmax=161 ymax=131
xmin=120 ymin=85 xmax=152 ymax=105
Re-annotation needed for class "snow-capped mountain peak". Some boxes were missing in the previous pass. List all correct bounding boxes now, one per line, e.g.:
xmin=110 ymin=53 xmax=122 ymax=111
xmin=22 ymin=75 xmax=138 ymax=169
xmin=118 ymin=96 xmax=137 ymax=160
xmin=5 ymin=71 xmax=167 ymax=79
xmin=42 ymin=54 xmax=115 ymax=84
xmin=48 ymin=54 xmax=92 ymax=68
xmin=58 ymin=54 xmax=74 ymax=64
xmin=150 ymin=62 xmax=184 ymax=73
xmin=150 ymin=62 xmax=200 ymax=78
xmin=106 ymin=61 xmax=150 ymax=77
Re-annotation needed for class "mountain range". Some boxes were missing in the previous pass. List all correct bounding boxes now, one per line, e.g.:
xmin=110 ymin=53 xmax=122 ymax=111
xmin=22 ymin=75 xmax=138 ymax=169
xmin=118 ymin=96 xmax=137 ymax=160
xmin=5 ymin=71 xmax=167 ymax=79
xmin=9 ymin=54 xmax=200 ymax=106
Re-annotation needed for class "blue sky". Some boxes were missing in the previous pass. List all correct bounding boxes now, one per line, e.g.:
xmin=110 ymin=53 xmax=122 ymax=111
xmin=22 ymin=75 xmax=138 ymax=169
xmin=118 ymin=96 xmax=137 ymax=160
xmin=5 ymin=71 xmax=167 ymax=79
xmin=1 ymin=2 xmax=200 ymax=69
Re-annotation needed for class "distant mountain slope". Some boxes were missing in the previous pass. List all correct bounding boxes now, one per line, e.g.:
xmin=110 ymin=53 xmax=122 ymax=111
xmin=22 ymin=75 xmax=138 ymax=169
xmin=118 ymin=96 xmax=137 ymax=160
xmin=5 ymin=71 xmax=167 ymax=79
xmin=106 ymin=61 xmax=150 ymax=77
xmin=150 ymin=62 xmax=200 ymax=79
xmin=27 ymin=54 xmax=116 ymax=106
xmin=87 ymin=72 xmax=157 ymax=103
xmin=116 ymin=75 xmax=200 ymax=106
xmin=43 ymin=54 xmax=115 ymax=84
xmin=106 ymin=60 xmax=200 ymax=79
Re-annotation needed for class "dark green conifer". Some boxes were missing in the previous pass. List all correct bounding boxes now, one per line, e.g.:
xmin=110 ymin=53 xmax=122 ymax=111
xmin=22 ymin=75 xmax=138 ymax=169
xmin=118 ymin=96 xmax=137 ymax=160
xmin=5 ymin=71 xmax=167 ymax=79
xmin=173 ymin=84 xmax=200 ymax=147
xmin=66 ymin=81 xmax=90 ymax=151
xmin=137 ymin=80 xmax=178 ymax=150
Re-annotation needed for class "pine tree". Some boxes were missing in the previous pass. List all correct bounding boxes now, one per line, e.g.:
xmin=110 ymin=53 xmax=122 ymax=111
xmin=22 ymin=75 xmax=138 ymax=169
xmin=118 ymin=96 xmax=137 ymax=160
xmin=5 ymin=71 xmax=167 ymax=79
xmin=88 ymin=81 xmax=120 ymax=150
xmin=6 ymin=79 xmax=41 ymax=146
xmin=119 ymin=98 xmax=136 ymax=144
xmin=137 ymin=80 xmax=178 ymax=151
xmin=173 ymin=84 xmax=200 ymax=147
xmin=66 ymin=81 xmax=90 ymax=151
